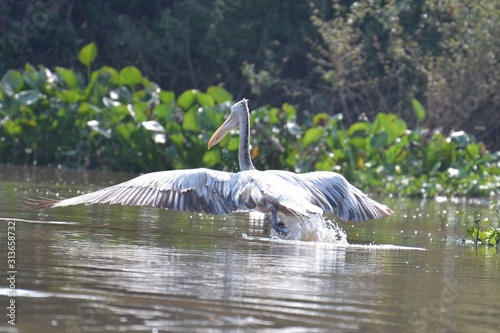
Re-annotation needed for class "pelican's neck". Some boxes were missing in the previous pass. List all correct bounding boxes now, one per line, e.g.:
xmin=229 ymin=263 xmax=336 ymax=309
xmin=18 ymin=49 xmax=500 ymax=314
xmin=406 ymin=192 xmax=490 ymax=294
xmin=238 ymin=106 xmax=256 ymax=171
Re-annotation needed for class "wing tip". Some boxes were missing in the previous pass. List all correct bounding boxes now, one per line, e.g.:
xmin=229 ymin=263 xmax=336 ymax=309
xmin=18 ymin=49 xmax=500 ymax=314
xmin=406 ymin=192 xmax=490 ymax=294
xmin=23 ymin=194 xmax=63 ymax=210
xmin=378 ymin=205 xmax=394 ymax=218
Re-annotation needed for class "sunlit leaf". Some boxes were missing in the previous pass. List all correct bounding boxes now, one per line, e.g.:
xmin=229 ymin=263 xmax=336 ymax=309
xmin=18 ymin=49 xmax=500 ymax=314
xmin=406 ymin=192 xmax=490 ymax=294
xmin=159 ymin=91 xmax=175 ymax=104
xmin=132 ymin=90 xmax=147 ymax=101
xmin=347 ymin=122 xmax=368 ymax=137
xmin=23 ymin=64 xmax=40 ymax=88
xmin=349 ymin=137 xmax=368 ymax=149
xmin=412 ymin=98 xmax=426 ymax=122
xmin=2 ymin=120 xmax=22 ymax=136
xmin=119 ymin=66 xmax=143 ymax=87
xmin=78 ymin=42 xmax=97 ymax=66
xmin=282 ymin=103 xmax=296 ymax=120
xmin=268 ymin=108 xmax=280 ymax=124
xmin=169 ymin=133 xmax=185 ymax=146
xmin=316 ymin=159 xmax=333 ymax=171
xmin=207 ymin=86 xmax=232 ymax=103
xmin=312 ymin=113 xmax=329 ymax=126
xmin=182 ymin=107 xmax=199 ymax=131
xmin=375 ymin=113 xmax=407 ymax=143
xmin=226 ymin=137 xmax=239 ymax=151
xmin=55 ymin=67 xmax=79 ymax=88
xmin=57 ymin=89 xmax=81 ymax=104
xmin=303 ymin=127 xmax=325 ymax=146
xmin=466 ymin=144 xmax=480 ymax=158
xmin=15 ymin=89 xmax=39 ymax=105
xmin=78 ymin=103 xmax=101 ymax=116
xmin=154 ymin=103 xmax=174 ymax=122
xmin=202 ymin=150 xmax=221 ymax=166
xmin=132 ymin=102 xmax=148 ymax=122
xmin=115 ymin=122 xmax=136 ymax=141
xmin=1 ymin=70 xmax=24 ymax=95
xmin=196 ymin=92 xmax=215 ymax=107
xmin=178 ymin=89 xmax=197 ymax=110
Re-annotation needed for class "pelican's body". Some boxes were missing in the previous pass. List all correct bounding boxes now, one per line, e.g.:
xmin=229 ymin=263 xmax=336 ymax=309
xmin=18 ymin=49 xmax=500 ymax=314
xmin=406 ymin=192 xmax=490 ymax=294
xmin=30 ymin=99 xmax=392 ymax=235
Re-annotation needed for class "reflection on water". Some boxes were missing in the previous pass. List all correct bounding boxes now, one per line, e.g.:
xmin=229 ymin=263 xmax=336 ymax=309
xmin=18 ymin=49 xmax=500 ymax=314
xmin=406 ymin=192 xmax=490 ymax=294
xmin=0 ymin=165 xmax=498 ymax=333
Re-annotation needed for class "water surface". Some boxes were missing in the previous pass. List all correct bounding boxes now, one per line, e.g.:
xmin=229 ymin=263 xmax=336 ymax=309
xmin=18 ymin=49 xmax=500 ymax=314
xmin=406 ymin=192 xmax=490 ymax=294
xmin=0 ymin=165 xmax=498 ymax=332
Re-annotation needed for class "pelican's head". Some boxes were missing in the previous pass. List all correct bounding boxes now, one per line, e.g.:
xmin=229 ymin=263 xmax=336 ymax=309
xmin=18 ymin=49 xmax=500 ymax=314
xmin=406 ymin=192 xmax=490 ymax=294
xmin=208 ymin=98 xmax=249 ymax=148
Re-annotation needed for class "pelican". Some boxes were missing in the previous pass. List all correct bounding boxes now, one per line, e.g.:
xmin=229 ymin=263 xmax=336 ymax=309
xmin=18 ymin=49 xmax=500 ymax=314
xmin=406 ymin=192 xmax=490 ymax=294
xmin=29 ymin=99 xmax=392 ymax=235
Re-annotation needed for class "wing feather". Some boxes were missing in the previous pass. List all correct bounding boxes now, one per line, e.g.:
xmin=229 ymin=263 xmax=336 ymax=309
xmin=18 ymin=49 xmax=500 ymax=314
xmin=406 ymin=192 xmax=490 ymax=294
xmin=28 ymin=168 xmax=253 ymax=216
xmin=266 ymin=170 xmax=392 ymax=221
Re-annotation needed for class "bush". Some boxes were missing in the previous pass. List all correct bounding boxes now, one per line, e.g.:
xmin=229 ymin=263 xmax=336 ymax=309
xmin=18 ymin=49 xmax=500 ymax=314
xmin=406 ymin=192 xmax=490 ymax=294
xmin=309 ymin=0 xmax=499 ymax=146
xmin=0 ymin=43 xmax=233 ymax=172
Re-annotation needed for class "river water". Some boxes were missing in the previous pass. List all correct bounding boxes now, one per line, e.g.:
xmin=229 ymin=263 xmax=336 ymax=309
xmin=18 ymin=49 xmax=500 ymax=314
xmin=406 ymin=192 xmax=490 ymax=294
xmin=0 ymin=164 xmax=498 ymax=332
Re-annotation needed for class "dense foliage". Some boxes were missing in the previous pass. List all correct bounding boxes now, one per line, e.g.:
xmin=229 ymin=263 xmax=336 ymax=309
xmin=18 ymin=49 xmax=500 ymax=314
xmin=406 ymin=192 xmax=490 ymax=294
xmin=1 ymin=1 xmax=498 ymax=148
xmin=1 ymin=43 xmax=499 ymax=199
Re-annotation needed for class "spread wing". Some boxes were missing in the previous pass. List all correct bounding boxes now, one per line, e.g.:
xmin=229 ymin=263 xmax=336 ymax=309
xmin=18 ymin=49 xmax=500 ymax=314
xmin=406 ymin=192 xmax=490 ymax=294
xmin=27 ymin=168 xmax=262 ymax=215
xmin=266 ymin=170 xmax=393 ymax=221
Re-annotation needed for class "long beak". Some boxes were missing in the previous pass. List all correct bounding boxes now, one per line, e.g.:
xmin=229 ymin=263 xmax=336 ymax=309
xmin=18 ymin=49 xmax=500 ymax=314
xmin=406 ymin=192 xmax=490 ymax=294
xmin=208 ymin=114 xmax=237 ymax=149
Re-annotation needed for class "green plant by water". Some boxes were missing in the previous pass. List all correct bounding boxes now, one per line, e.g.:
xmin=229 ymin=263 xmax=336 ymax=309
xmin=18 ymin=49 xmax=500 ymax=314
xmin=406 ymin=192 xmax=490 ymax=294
xmin=465 ymin=201 xmax=500 ymax=247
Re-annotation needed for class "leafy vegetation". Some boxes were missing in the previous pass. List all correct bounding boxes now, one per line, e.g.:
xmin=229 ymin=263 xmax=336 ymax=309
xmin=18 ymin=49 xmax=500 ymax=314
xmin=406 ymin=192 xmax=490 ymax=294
xmin=1 ymin=43 xmax=499 ymax=200
xmin=466 ymin=201 xmax=500 ymax=247
xmin=1 ymin=1 xmax=498 ymax=149
xmin=0 ymin=43 xmax=234 ymax=172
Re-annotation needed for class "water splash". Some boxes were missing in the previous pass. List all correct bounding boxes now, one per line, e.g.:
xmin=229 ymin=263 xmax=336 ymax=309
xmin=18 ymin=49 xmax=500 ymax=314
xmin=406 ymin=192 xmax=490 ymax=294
xmin=272 ymin=215 xmax=348 ymax=244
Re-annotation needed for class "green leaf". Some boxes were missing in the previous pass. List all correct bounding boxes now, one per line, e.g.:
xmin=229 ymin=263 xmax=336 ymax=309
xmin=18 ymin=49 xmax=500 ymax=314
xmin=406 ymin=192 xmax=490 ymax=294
xmin=198 ymin=107 xmax=224 ymax=130
xmin=1 ymin=70 xmax=24 ymax=95
xmin=375 ymin=113 xmax=407 ymax=144
xmin=154 ymin=103 xmax=174 ymax=122
xmin=303 ymin=127 xmax=325 ymax=146
xmin=412 ymin=98 xmax=426 ymax=122
xmin=449 ymin=131 xmax=470 ymax=148
xmin=207 ymin=86 xmax=232 ymax=103
xmin=195 ymin=92 xmax=215 ymax=107
xmin=55 ymin=67 xmax=79 ymax=88
xmin=131 ymin=102 xmax=149 ymax=122
xmin=78 ymin=102 xmax=101 ymax=116
xmin=466 ymin=144 xmax=480 ymax=158
xmin=370 ymin=131 xmax=388 ymax=149
xmin=78 ymin=42 xmax=97 ymax=66
xmin=182 ymin=107 xmax=199 ymax=131
xmin=282 ymin=103 xmax=296 ymax=120
xmin=226 ymin=137 xmax=239 ymax=151
xmin=268 ymin=107 xmax=280 ymax=124
xmin=159 ymin=91 xmax=175 ymax=104
xmin=312 ymin=113 xmax=329 ymax=126
xmin=23 ymin=64 xmax=40 ymax=88
xmin=178 ymin=89 xmax=197 ymax=110
xmin=169 ymin=133 xmax=185 ymax=146
xmin=119 ymin=66 xmax=143 ymax=87
xmin=202 ymin=150 xmax=221 ymax=166
xmin=2 ymin=120 xmax=23 ymax=136
xmin=57 ymin=89 xmax=81 ymax=104
xmin=347 ymin=122 xmax=368 ymax=137
xmin=350 ymin=137 xmax=368 ymax=149
xmin=15 ymin=89 xmax=40 ymax=105
xmin=115 ymin=122 xmax=136 ymax=141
